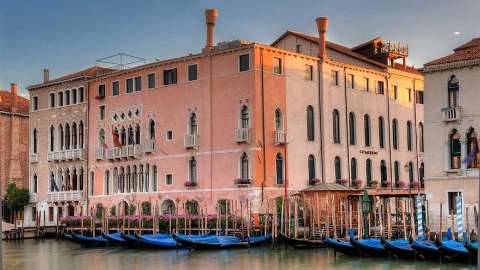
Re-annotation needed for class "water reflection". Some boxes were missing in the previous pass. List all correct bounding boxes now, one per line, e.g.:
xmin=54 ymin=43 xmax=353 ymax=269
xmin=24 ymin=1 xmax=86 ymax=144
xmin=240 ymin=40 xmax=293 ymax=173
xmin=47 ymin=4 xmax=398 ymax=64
xmin=3 ymin=240 xmax=475 ymax=270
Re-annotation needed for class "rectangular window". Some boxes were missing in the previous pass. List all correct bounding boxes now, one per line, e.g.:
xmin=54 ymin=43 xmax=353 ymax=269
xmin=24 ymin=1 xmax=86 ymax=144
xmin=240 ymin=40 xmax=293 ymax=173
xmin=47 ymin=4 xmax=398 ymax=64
xmin=58 ymin=92 xmax=63 ymax=106
xmin=57 ymin=207 xmax=63 ymax=219
xmin=447 ymin=191 xmax=462 ymax=215
xmin=188 ymin=64 xmax=198 ymax=81
xmin=408 ymin=88 xmax=412 ymax=102
xmin=112 ymin=81 xmax=119 ymax=96
xmin=99 ymin=105 xmax=105 ymax=120
xmin=296 ymin=44 xmax=302 ymax=53
xmin=79 ymin=87 xmax=84 ymax=102
xmin=32 ymin=96 xmax=38 ymax=111
xmin=147 ymin=73 xmax=156 ymax=89
xmin=347 ymin=74 xmax=355 ymax=89
xmin=305 ymin=65 xmax=313 ymax=80
xmin=239 ymin=54 xmax=250 ymax=72
xmin=416 ymin=91 xmax=424 ymax=104
xmin=134 ymin=76 xmax=142 ymax=91
xmin=273 ymin=57 xmax=282 ymax=74
xmin=332 ymin=70 xmax=339 ymax=86
xmin=72 ymin=89 xmax=77 ymax=104
xmin=166 ymin=130 xmax=173 ymax=141
xmin=377 ymin=81 xmax=385 ymax=95
xmin=163 ymin=68 xmax=177 ymax=85
xmin=126 ymin=78 xmax=134 ymax=93
xmin=32 ymin=207 xmax=37 ymax=221
xmin=165 ymin=174 xmax=173 ymax=185
xmin=49 ymin=93 xmax=55 ymax=108
xmin=393 ymin=85 xmax=398 ymax=100
xmin=364 ymin=77 xmax=369 ymax=92
xmin=65 ymin=91 xmax=70 ymax=105
xmin=98 ymin=84 xmax=106 ymax=98
xmin=48 ymin=207 xmax=54 ymax=222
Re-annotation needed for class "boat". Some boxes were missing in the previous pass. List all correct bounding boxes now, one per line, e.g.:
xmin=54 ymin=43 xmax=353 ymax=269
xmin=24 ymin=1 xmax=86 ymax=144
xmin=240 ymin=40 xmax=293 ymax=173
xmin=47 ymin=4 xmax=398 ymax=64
xmin=465 ymin=242 xmax=478 ymax=262
xmin=103 ymin=232 xmax=128 ymax=245
xmin=137 ymin=233 xmax=179 ymax=248
xmin=438 ymin=237 xmax=469 ymax=262
xmin=279 ymin=233 xmax=326 ymax=248
xmin=173 ymin=233 xmax=271 ymax=249
xmin=324 ymin=237 xmax=359 ymax=256
xmin=383 ymin=238 xmax=416 ymax=259
xmin=349 ymin=230 xmax=388 ymax=257
xmin=411 ymin=229 xmax=452 ymax=261
xmin=67 ymin=232 xmax=109 ymax=247
xmin=120 ymin=233 xmax=140 ymax=247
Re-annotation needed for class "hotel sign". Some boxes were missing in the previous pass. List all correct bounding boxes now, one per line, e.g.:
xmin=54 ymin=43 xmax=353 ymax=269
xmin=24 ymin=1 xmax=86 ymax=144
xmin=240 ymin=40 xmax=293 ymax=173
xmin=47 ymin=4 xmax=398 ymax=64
xmin=360 ymin=149 xmax=378 ymax=155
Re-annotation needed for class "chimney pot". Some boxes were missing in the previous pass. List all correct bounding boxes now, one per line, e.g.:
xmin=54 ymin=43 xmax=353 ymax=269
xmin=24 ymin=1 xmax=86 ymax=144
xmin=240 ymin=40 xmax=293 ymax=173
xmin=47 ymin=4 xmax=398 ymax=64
xmin=315 ymin=17 xmax=329 ymax=59
xmin=10 ymin=83 xmax=18 ymax=96
xmin=43 ymin=68 xmax=50 ymax=83
xmin=204 ymin=9 xmax=218 ymax=51
xmin=10 ymin=83 xmax=18 ymax=111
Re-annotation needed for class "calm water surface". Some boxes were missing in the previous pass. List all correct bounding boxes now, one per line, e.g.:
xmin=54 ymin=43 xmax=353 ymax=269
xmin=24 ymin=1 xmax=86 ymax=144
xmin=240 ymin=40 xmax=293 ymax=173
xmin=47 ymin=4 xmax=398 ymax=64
xmin=3 ymin=239 xmax=475 ymax=270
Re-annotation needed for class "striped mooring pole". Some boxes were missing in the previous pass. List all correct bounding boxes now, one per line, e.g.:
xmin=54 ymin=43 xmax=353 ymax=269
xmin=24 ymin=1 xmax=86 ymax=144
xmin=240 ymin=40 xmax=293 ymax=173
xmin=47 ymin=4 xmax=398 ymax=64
xmin=416 ymin=196 xmax=424 ymax=238
xmin=455 ymin=195 xmax=464 ymax=241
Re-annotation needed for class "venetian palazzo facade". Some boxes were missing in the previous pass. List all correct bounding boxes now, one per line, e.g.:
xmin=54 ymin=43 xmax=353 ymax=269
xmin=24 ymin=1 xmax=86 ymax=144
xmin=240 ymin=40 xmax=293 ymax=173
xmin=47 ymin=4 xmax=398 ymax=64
xmin=26 ymin=9 xmax=425 ymax=224
xmin=423 ymin=38 xmax=480 ymax=232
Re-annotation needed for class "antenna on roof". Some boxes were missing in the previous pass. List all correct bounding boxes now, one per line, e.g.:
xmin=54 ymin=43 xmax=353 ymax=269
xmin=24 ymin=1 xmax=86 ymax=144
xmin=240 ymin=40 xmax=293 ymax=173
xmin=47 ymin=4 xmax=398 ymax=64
xmin=96 ymin=53 xmax=146 ymax=70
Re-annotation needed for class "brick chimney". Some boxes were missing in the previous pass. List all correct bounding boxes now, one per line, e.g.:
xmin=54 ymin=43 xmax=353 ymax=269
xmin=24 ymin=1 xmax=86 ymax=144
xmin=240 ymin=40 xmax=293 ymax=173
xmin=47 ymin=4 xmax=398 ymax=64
xmin=315 ymin=17 xmax=328 ymax=59
xmin=204 ymin=9 xmax=218 ymax=52
xmin=10 ymin=83 xmax=17 ymax=112
xmin=43 ymin=68 xmax=50 ymax=83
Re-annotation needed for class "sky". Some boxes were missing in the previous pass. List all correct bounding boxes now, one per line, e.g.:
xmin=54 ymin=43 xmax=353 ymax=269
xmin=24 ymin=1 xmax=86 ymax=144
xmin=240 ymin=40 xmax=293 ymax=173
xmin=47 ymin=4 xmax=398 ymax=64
xmin=1 ymin=0 xmax=479 ymax=96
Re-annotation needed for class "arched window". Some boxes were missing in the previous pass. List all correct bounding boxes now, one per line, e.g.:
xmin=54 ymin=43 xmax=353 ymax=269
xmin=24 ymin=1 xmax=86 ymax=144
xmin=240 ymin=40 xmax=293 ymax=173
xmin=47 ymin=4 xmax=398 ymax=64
xmin=104 ymin=170 xmax=110 ymax=195
xmin=32 ymin=174 xmax=38 ymax=193
xmin=419 ymin=162 xmax=425 ymax=187
xmin=189 ymin=113 xmax=198 ymax=135
xmin=50 ymin=172 xmax=57 ymax=192
xmin=149 ymin=119 xmax=155 ymax=140
xmin=364 ymin=114 xmax=371 ymax=147
xmin=332 ymin=109 xmax=340 ymax=144
xmin=447 ymin=75 xmax=459 ymax=108
xmin=58 ymin=92 xmax=63 ymax=106
xmin=32 ymin=128 xmax=38 ymax=154
xmin=72 ymin=122 xmax=77 ymax=149
xmin=380 ymin=160 xmax=387 ymax=184
xmin=120 ymin=167 xmax=125 ymax=193
xmin=65 ymin=90 xmax=70 ymax=105
xmin=128 ymin=126 xmax=134 ymax=145
xmin=394 ymin=161 xmax=400 ymax=186
xmin=408 ymin=162 xmax=414 ymax=184
xmin=241 ymin=105 xmax=250 ymax=129
xmin=161 ymin=200 xmax=176 ymax=215
xmin=308 ymin=155 xmax=316 ymax=182
xmin=135 ymin=124 xmax=141 ymax=144
xmin=450 ymin=129 xmax=461 ymax=169
xmin=392 ymin=119 xmax=398 ymax=150
xmin=89 ymin=172 xmax=94 ymax=196
xmin=121 ymin=127 xmax=126 ymax=146
xmin=275 ymin=109 xmax=283 ymax=131
xmin=50 ymin=126 xmax=55 ymax=152
xmin=152 ymin=165 xmax=158 ymax=192
xmin=189 ymin=157 xmax=197 ymax=183
xmin=276 ymin=153 xmax=284 ymax=185
xmin=65 ymin=123 xmax=70 ymax=150
xmin=378 ymin=117 xmax=385 ymax=148
xmin=406 ymin=121 xmax=413 ymax=151
xmin=419 ymin=122 xmax=424 ymax=152
xmin=366 ymin=159 xmax=372 ymax=185
xmin=98 ymin=129 xmax=105 ymax=147
xmin=466 ymin=128 xmax=479 ymax=168
xmin=72 ymin=89 xmax=77 ymax=104
xmin=334 ymin=156 xmax=341 ymax=182
xmin=185 ymin=200 xmax=199 ymax=215
xmin=307 ymin=106 xmax=315 ymax=141
xmin=349 ymin=112 xmax=356 ymax=145
xmin=240 ymin=152 xmax=249 ymax=179
xmin=59 ymin=124 xmax=64 ymax=150
xmin=49 ymin=93 xmax=55 ymax=108
xmin=79 ymin=121 xmax=84 ymax=148
xmin=351 ymin=158 xmax=357 ymax=181
xmin=79 ymin=168 xmax=84 ymax=191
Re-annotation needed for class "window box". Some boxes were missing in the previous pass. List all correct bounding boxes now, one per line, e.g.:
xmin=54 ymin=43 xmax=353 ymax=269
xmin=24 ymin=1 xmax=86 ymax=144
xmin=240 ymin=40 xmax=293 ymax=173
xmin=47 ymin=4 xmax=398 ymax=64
xmin=337 ymin=179 xmax=349 ymax=186
xmin=184 ymin=181 xmax=197 ymax=187
xmin=234 ymin=178 xmax=252 ymax=185
xmin=410 ymin=181 xmax=420 ymax=189
xmin=353 ymin=179 xmax=363 ymax=187
xmin=368 ymin=179 xmax=379 ymax=188
xmin=184 ymin=134 xmax=198 ymax=148
xmin=308 ymin=178 xmax=321 ymax=186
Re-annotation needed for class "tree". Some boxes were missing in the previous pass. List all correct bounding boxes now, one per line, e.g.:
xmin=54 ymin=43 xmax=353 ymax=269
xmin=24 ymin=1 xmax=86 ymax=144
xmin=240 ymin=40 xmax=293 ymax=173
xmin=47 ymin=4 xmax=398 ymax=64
xmin=4 ymin=183 xmax=29 ymax=213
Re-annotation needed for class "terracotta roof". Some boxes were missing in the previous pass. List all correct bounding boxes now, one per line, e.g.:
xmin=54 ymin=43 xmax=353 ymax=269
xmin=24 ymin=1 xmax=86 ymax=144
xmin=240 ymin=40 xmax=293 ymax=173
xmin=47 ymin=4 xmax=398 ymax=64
xmin=392 ymin=63 xmax=423 ymax=75
xmin=0 ymin=90 xmax=29 ymax=114
xmin=424 ymin=38 xmax=480 ymax=66
xmin=301 ymin=183 xmax=359 ymax=192
xmin=28 ymin=66 xmax=115 ymax=89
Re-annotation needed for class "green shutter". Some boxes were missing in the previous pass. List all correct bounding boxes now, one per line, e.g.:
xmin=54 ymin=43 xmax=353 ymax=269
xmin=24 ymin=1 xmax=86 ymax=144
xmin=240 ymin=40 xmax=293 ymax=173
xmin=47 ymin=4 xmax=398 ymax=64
xmin=451 ymin=139 xmax=461 ymax=155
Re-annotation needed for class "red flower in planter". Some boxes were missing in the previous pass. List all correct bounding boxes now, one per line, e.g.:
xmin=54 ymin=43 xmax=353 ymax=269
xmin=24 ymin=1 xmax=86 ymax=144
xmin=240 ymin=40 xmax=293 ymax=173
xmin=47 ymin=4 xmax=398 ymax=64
xmin=353 ymin=179 xmax=363 ymax=187
xmin=370 ymin=180 xmax=379 ymax=187
xmin=410 ymin=181 xmax=420 ymax=188
xmin=339 ymin=179 xmax=349 ymax=185
xmin=398 ymin=181 xmax=408 ymax=188
xmin=383 ymin=180 xmax=392 ymax=187
xmin=184 ymin=181 xmax=197 ymax=187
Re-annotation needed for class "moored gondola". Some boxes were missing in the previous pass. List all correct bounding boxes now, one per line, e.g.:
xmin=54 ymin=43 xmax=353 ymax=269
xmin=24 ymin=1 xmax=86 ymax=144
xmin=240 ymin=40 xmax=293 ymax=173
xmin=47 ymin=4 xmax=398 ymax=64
xmin=103 ymin=232 xmax=128 ymax=245
xmin=173 ymin=233 xmax=271 ymax=250
xmin=137 ymin=233 xmax=179 ymax=248
xmin=324 ymin=237 xmax=359 ymax=256
xmin=383 ymin=238 xmax=416 ymax=259
xmin=438 ymin=239 xmax=469 ymax=262
xmin=67 ymin=232 xmax=109 ymax=247
xmin=120 ymin=233 xmax=140 ymax=247
xmin=279 ymin=233 xmax=326 ymax=248
xmin=465 ymin=242 xmax=478 ymax=262
xmin=349 ymin=230 xmax=388 ymax=257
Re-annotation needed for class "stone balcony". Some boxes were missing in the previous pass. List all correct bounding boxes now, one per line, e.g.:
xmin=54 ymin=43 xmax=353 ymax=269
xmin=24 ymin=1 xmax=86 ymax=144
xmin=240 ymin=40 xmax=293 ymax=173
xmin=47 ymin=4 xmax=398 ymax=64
xmin=441 ymin=107 xmax=461 ymax=122
xmin=144 ymin=139 xmax=155 ymax=153
xmin=96 ymin=148 xmax=105 ymax=160
xmin=47 ymin=149 xmax=84 ymax=162
xmin=184 ymin=134 xmax=198 ymax=148
xmin=106 ymin=145 xmax=143 ymax=161
xmin=46 ymin=190 xmax=83 ymax=202
xmin=235 ymin=128 xmax=251 ymax=143
xmin=274 ymin=130 xmax=287 ymax=145
xmin=29 ymin=193 xmax=37 ymax=203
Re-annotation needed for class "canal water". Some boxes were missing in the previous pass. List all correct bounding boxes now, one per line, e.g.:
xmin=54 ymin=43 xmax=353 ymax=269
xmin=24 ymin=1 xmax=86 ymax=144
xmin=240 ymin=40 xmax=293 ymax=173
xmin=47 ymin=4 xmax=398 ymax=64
xmin=3 ymin=239 xmax=475 ymax=270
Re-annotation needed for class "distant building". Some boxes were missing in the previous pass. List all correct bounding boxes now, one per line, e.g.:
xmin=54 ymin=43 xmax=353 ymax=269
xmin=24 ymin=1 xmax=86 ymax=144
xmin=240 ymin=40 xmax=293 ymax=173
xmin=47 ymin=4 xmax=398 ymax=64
xmin=0 ymin=83 xmax=29 ymax=219
xmin=423 ymin=38 xmax=480 ymax=232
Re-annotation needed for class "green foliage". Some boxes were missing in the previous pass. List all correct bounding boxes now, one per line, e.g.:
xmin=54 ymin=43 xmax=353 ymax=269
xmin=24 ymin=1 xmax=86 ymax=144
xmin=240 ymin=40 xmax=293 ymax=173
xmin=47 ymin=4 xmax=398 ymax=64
xmin=110 ymin=206 xmax=116 ymax=216
xmin=185 ymin=200 xmax=198 ymax=215
xmin=128 ymin=204 xmax=136 ymax=215
xmin=95 ymin=203 xmax=104 ymax=219
xmin=4 ymin=183 xmax=29 ymax=212
xmin=141 ymin=202 xmax=151 ymax=215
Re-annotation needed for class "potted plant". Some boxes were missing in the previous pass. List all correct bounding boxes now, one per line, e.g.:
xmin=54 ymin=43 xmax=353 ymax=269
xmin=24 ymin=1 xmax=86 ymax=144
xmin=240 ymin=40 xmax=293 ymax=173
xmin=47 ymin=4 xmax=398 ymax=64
xmin=398 ymin=180 xmax=408 ymax=188
xmin=410 ymin=181 xmax=420 ymax=189
xmin=383 ymin=180 xmax=392 ymax=187
xmin=353 ymin=179 xmax=363 ymax=188
xmin=184 ymin=181 xmax=198 ymax=187
xmin=339 ymin=179 xmax=348 ymax=185
xmin=370 ymin=180 xmax=379 ymax=188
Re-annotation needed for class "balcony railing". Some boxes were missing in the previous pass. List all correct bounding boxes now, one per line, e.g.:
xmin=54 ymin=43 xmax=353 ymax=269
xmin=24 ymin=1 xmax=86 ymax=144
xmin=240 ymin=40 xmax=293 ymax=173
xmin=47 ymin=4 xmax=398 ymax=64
xmin=30 ymin=153 xmax=38 ymax=163
xmin=184 ymin=134 xmax=198 ymax=148
xmin=106 ymin=145 xmax=143 ymax=161
xmin=46 ymin=190 xmax=83 ymax=202
xmin=47 ymin=149 xmax=84 ymax=162
xmin=442 ymin=107 xmax=461 ymax=122
xmin=274 ymin=130 xmax=287 ymax=145
xmin=144 ymin=139 xmax=155 ymax=153
xmin=29 ymin=193 xmax=37 ymax=203
xmin=236 ymin=128 xmax=251 ymax=143
xmin=96 ymin=148 xmax=105 ymax=160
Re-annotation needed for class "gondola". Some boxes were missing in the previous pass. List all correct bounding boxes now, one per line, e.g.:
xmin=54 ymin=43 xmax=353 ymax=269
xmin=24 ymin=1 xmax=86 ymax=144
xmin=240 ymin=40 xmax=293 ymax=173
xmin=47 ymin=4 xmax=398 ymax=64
xmin=438 ymin=239 xmax=469 ymax=262
xmin=411 ymin=229 xmax=452 ymax=261
xmin=67 ymin=232 xmax=109 ymax=247
xmin=137 ymin=233 xmax=179 ymax=248
xmin=349 ymin=230 xmax=388 ymax=257
xmin=120 ymin=233 xmax=140 ymax=247
xmin=383 ymin=238 xmax=416 ymax=259
xmin=324 ymin=237 xmax=359 ymax=256
xmin=465 ymin=242 xmax=478 ymax=262
xmin=279 ymin=233 xmax=326 ymax=248
xmin=173 ymin=233 xmax=271 ymax=250
xmin=103 ymin=232 xmax=128 ymax=245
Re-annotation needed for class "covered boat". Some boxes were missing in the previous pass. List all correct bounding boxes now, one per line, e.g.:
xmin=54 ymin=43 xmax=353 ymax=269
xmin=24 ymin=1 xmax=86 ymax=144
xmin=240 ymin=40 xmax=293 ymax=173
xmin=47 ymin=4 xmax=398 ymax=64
xmin=349 ymin=230 xmax=388 ymax=257
xmin=438 ymin=239 xmax=469 ymax=262
xmin=411 ymin=229 xmax=451 ymax=261
xmin=103 ymin=232 xmax=127 ymax=245
xmin=383 ymin=239 xmax=416 ymax=259
xmin=120 ymin=233 xmax=140 ymax=247
xmin=137 ymin=233 xmax=179 ymax=248
xmin=324 ymin=237 xmax=359 ymax=256
xmin=279 ymin=233 xmax=326 ymax=248
xmin=465 ymin=242 xmax=478 ymax=262
xmin=67 ymin=232 xmax=109 ymax=247
xmin=173 ymin=233 xmax=271 ymax=249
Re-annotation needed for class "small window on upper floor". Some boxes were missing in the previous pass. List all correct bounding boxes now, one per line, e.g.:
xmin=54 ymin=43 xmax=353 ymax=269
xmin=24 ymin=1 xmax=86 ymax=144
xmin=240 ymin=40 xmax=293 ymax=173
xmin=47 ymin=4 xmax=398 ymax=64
xmin=72 ymin=89 xmax=77 ymax=104
xmin=305 ymin=65 xmax=313 ymax=81
xmin=49 ymin=93 xmax=55 ymax=108
xmin=166 ymin=130 xmax=173 ymax=141
xmin=273 ymin=57 xmax=282 ymax=75
xmin=148 ymin=73 xmax=156 ymax=89
xmin=98 ymin=84 xmax=106 ymax=98
xmin=58 ymin=92 xmax=64 ymax=106
xmin=393 ymin=85 xmax=398 ymax=100
xmin=79 ymin=87 xmax=84 ymax=102
xmin=164 ymin=68 xmax=177 ymax=85
xmin=347 ymin=74 xmax=355 ymax=89
xmin=364 ymin=77 xmax=369 ymax=92
xmin=99 ymin=105 xmax=105 ymax=120
xmin=165 ymin=174 xmax=173 ymax=185
xmin=239 ymin=54 xmax=249 ymax=72
xmin=112 ymin=81 xmax=119 ymax=96
xmin=416 ymin=91 xmax=424 ymax=104
xmin=65 ymin=90 xmax=70 ymax=105
xmin=408 ymin=88 xmax=412 ymax=102
xmin=134 ymin=76 xmax=142 ymax=91
xmin=126 ymin=78 xmax=134 ymax=93
xmin=331 ymin=70 xmax=339 ymax=86
xmin=32 ymin=96 xmax=38 ymax=111
xmin=377 ymin=81 xmax=385 ymax=95
xmin=296 ymin=44 xmax=302 ymax=53
xmin=188 ymin=64 xmax=198 ymax=81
